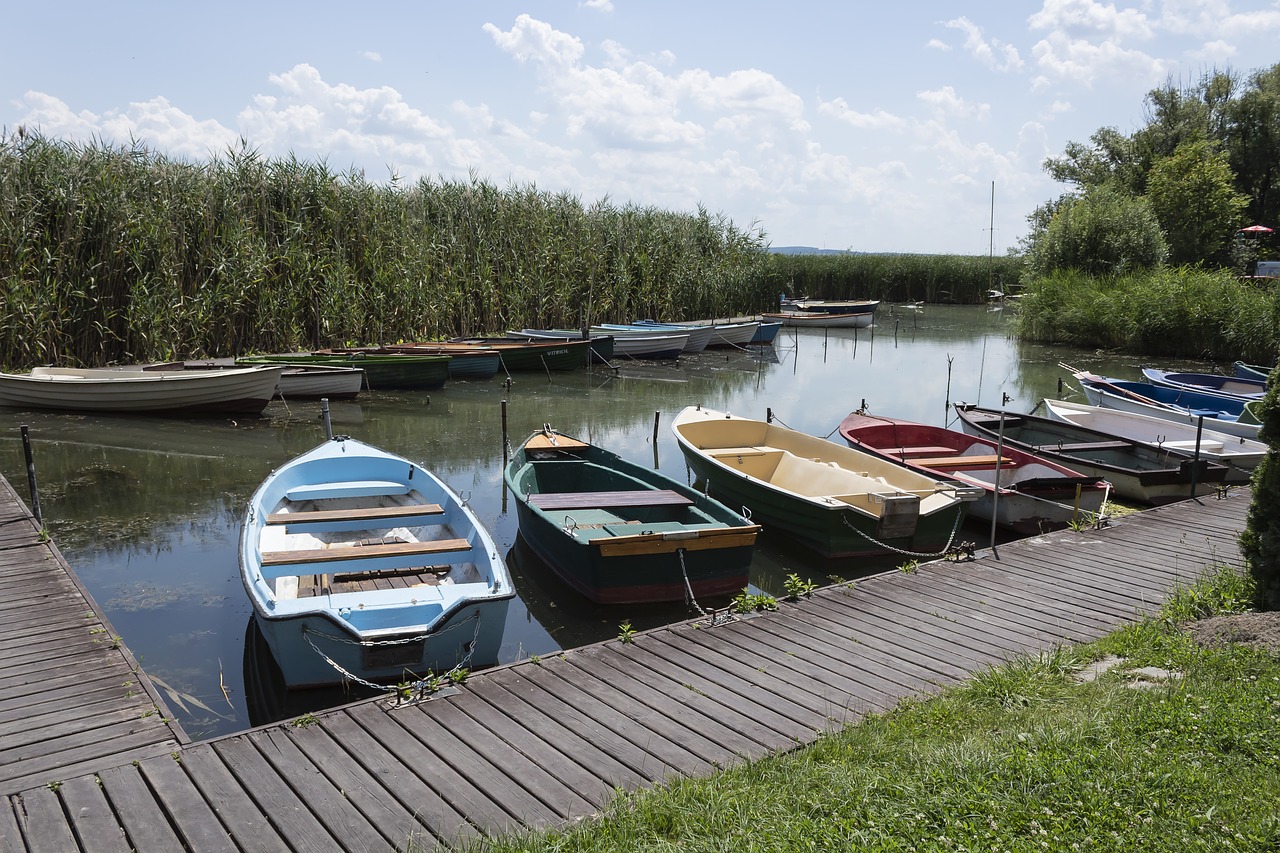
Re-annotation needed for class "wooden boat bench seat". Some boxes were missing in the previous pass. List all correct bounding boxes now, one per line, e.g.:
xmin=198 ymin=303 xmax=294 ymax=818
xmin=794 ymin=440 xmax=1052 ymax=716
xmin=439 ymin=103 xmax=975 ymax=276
xmin=267 ymin=502 xmax=444 ymax=526
xmin=259 ymin=537 xmax=472 ymax=578
xmin=1045 ymin=440 xmax=1130 ymax=453
xmin=528 ymin=489 xmax=694 ymax=510
xmin=888 ymin=445 xmax=955 ymax=459
xmin=285 ymin=480 xmax=411 ymax=501
xmin=912 ymin=454 xmax=1015 ymax=469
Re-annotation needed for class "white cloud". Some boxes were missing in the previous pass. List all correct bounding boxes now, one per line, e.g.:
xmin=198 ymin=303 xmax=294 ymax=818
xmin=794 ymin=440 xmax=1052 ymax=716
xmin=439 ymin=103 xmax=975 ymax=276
xmin=918 ymin=86 xmax=991 ymax=121
xmin=580 ymin=0 xmax=614 ymax=11
xmin=1028 ymin=0 xmax=1154 ymax=40
xmin=818 ymin=97 xmax=907 ymax=131
xmin=943 ymin=16 xmax=1025 ymax=72
xmin=483 ymin=14 xmax=584 ymax=66
xmin=1030 ymin=30 xmax=1174 ymax=87
xmin=362 ymin=51 xmax=382 ymax=63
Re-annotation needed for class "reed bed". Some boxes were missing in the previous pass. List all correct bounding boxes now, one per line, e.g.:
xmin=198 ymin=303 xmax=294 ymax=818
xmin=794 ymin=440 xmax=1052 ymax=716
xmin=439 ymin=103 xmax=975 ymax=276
xmin=0 ymin=134 xmax=778 ymax=369
xmin=762 ymin=251 xmax=1022 ymax=305
xmin=1013 ymin=266 xmax=1279 ymax=363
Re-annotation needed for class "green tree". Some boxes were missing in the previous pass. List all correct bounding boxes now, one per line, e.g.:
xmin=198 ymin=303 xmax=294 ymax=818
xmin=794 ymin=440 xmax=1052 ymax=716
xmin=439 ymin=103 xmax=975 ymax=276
xmin=1026 ymin=184 xmax=1168 ymax=276
xmin=1226 ymin=64 xmax=1280 ymax=228
xmin=1240 ymin=361 xmax=1280 ymax=610
xmin=1146 ymin=139 xmax=1249 ymax=265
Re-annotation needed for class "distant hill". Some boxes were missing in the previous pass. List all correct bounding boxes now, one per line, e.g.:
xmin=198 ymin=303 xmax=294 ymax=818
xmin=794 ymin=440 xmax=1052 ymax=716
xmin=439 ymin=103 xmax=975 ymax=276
xmin=769 ymin=246 xmax=862 ymax=255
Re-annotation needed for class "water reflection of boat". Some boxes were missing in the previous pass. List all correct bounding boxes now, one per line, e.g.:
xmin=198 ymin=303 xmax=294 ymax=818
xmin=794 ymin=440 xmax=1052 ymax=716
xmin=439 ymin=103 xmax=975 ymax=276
xmin=242 ymin=617 xmax=378 ymax=728
xmin=505 ymin=535 xmax=697 ymax=650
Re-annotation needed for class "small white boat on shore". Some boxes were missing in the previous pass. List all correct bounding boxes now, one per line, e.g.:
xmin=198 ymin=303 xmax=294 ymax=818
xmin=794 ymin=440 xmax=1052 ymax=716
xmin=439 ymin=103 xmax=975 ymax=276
xmin=761 ymin=310 xmax=875 ymax=329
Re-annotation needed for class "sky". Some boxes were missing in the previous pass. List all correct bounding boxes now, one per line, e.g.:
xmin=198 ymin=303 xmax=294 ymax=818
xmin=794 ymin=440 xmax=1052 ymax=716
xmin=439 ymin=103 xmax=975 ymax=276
xmin=4 ymin=1 xmax=1280 ymax=256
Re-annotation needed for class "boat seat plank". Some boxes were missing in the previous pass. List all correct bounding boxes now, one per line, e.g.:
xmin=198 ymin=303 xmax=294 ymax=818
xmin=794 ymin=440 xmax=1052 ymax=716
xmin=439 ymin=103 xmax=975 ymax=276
xmin=889 ymin=445 xmax=955 ymax=458
xmin=267 ymin=502 xmax=444 ymax=526
xmin=1044 ymin=440 xmax=1130 ymax=452
xmin=524 ymin=433 xmax=589 ymax=450
xmin=260 ymin=538 xmax=471 ymax=567
xmin=912 ymin=454 xmax=1015 ymax=469
xmin=527 ymin=489 xmax=694 ymax=510
xmin=284 ymin=480 xmax=410 ymax=501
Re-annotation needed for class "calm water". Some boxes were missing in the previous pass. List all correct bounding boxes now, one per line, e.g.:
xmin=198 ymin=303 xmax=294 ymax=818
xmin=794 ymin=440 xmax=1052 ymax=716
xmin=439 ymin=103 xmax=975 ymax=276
xmin=0 ymin=305 xmax=1222 ymax=739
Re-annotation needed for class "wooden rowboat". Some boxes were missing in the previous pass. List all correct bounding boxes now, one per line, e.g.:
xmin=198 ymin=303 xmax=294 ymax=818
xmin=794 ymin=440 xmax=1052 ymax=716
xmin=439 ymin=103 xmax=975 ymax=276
xmin=839 ymin=411 xmax=1110 ymax=533
xmin=0 ymin=364 xmax=285 ymax=416
xmin=672 ymin=406 xmax=978 ymax=559
xmin=505 ymin=427 xmax=760 ymax=604
xmin=239 ymin=435 xmax=513 ymax=688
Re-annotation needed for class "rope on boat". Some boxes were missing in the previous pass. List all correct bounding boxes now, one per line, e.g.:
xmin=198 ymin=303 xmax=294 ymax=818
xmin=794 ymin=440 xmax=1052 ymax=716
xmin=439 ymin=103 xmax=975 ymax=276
xmin=678 ymin=548 xmax=707 ymax=617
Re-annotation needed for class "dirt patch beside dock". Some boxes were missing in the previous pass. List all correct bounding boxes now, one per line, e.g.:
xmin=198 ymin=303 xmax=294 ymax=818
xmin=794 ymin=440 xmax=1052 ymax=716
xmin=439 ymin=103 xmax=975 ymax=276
xmin=1182 ymin=611 xmax=1280 ymax=652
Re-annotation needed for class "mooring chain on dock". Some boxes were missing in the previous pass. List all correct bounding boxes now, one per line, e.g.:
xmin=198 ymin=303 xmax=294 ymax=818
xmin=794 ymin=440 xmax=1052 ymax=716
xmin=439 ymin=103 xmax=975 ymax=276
xmin=301 ymin=612 xmax=483 ymax=698
xmin=839 ymin=507 xmax=966 ymax=560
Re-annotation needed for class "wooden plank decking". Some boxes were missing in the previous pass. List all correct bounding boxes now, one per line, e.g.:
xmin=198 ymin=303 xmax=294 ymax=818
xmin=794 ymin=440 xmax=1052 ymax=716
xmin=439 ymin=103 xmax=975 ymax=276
xmin=0 ymin=478 xmax=1251 ymax=852
xmin=0 ymin=476 xmax=184 ymax=801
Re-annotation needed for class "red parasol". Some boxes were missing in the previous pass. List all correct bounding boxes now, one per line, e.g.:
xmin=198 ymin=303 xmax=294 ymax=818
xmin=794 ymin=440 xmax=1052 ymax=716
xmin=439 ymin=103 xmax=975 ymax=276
xmin=1239 ymin=224 xmax=1274 ymax=235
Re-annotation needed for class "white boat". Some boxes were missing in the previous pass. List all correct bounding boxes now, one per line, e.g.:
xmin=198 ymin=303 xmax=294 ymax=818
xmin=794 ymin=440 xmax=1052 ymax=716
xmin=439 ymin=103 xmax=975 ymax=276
xmin=761 ymin=311 xmax=875 ymax=329
xmin=707 ymin=320 xmax=761 ymax=347
xmin=239 ymin=435 xmax=513 ymax=689
xmin=517 ymin=328 xmax=688 ymax=360
xmin=593 ymin=323 xmax=711 ymax=353
xmin=1041 ymin=399 xmax=1265 ymax=483
xmin=626 ymin=321 xmax=716 ymax=353
xmin=779 ymin=296 xmax=880 ymax=315
xmin=1074 ymin=371 xmax=1260 ymax=440
xmin=147 ymin=360 xmax=365 ymax=399
xmin=0 ymin=364 xmax=285 ymax=416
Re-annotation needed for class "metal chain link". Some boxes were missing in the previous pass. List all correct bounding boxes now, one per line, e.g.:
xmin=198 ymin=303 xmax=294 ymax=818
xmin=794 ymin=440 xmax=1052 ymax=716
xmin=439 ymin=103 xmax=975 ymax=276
xmin=839 ymin=504 xmax=965 ymax=559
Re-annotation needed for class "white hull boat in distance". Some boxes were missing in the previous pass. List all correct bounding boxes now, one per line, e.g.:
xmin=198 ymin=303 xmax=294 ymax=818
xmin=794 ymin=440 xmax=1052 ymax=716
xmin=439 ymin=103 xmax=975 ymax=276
xmin=761 ymin=310 xmax=875 ymax=329
xmin=239 ymin=435 xmax=513 ymax=689
xmin=147 ymin=360 xmax=365 ymax=399
xmin=1041 ymin=399 xmax=1265 ymax=484
xmin=0 ymin=364 xmax=285 ymax=416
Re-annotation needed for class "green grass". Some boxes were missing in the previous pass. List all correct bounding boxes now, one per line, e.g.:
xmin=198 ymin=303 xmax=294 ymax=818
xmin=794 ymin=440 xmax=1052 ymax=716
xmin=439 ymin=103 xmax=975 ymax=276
xmin=463 ymin=567 xmax=1280 ymax=852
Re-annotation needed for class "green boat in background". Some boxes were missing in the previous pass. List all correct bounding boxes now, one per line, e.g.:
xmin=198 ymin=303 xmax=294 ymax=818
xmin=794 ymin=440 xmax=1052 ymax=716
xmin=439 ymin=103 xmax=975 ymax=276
xmin=237 ymin=352 xmax=450 ymax=390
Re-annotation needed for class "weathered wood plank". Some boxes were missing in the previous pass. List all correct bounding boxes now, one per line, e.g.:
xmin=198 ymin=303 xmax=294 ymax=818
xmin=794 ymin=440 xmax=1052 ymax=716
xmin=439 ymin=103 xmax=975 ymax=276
xmin=58 ymin=775 xmax=131 ymax=853
xmin=97 ymin=764 xmax=186 ymax=853
xmin=137 ymin=753 xmax=239 ymax=853
xmin=250 ymin=728 xmax=393 ymax=852
xmin=11 ymin=786 xmax=78 ymax=853
xmin=176 ymin=745 xmax=291 ymax=853
xmin=318 ymin=710 xmax=480 ymax=847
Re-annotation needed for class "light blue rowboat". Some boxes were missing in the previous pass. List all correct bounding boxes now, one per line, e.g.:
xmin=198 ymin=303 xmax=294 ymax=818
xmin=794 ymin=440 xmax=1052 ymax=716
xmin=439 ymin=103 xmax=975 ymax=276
xmin=239 ymin=435 xmax=513 ymax=689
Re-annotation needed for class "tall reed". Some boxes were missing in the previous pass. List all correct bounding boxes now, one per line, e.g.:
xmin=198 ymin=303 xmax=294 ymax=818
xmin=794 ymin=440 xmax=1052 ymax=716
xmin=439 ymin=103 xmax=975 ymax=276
xmin=0 ymin=134 xmax=778 ymax=369
xmin=761 ymin=252 xmax=1022 ymax=305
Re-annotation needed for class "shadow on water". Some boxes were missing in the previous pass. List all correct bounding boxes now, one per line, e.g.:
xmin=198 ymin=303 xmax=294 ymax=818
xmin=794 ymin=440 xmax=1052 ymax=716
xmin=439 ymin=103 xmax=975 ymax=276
xmin=0 ymin=305 xmax=1228 ymax=738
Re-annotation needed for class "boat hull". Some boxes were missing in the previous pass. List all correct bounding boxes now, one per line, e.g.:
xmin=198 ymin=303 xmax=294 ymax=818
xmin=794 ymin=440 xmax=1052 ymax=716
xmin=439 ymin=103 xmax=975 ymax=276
xmin=1042 ymin=399 xmax=1265 ymax=483
xmin=838 ymin=411 xmax=1109 ymax=533
xmin=449 ymin=338 xmax=592 ymax=371
xmin=761 ymin=311 xmax=874 ymax=329
xmin=672 ymin=407 xmax=974 ymax=559
xmin=1076 ymin=374 xmax=1259 ymax=439
xmin=239 ymin=436 xmax=513 ymax=688
xmin=954 ymin=404 xmax=1228 ymax=505
xmin=0 ymin=365 xmax=284 ymax=416
xmin=505 ymin=431 xmax=759 ymax=604
xmin=241 ymin=353 xmax=450 ymax=390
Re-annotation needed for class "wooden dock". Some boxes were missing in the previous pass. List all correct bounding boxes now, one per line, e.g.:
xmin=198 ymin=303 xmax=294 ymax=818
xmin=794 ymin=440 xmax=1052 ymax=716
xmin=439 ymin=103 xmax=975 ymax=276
xmin=0 ymin=476 xmax=1250 ymax=852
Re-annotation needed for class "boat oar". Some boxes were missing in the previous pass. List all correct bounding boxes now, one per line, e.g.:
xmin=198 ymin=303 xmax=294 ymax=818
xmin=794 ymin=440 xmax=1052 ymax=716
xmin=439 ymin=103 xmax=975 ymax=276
xmin=1057 ymin=362 xmax=1181 ymax=412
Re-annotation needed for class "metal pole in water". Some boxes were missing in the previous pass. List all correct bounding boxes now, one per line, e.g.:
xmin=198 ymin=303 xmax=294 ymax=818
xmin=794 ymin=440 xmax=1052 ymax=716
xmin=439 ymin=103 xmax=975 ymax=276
xmin=1190 ymin=414 xmax=1204 ymax=500
xmin=989 ymin=410 xmax=1006 ymax=553
xmin=320 ymin=399 xmax=333 ymax=440
xmin=652 ymin=411 xmax=661 ymax=468
xmin=20 ymin=425 xmax=41 ymax=527
xmin=501 ymin=400 xmax=509 ymax=466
